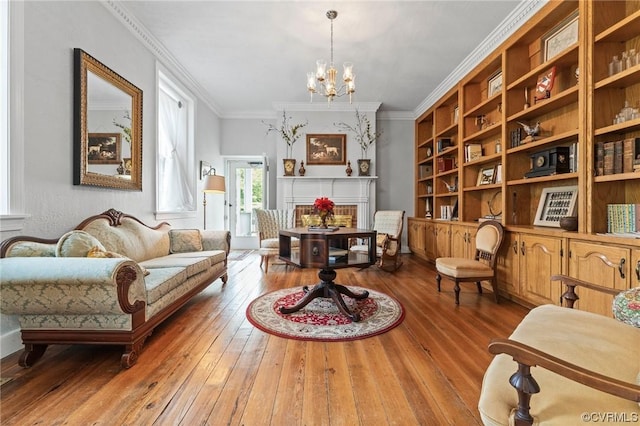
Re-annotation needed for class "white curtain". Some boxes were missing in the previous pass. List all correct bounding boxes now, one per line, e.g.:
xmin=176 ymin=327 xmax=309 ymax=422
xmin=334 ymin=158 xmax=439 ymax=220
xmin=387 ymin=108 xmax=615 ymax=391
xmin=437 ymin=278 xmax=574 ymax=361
xmin=158 ymin=90 xmax=194 ymax=212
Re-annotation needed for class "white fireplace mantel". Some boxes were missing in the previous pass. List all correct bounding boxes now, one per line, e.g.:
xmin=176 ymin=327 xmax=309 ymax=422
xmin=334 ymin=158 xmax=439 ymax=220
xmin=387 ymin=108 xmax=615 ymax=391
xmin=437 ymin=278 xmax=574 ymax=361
xmin=277 ymin=176 xmax=377 ymax=229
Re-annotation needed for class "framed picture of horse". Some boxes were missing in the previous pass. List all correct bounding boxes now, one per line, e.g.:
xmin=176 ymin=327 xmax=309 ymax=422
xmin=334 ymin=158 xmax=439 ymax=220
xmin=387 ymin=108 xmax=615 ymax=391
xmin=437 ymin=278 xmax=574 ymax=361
xmin=87 ymin=133 xmax=121 ymax=165
xmin=306 ymin=134 xmax=346 ymax=165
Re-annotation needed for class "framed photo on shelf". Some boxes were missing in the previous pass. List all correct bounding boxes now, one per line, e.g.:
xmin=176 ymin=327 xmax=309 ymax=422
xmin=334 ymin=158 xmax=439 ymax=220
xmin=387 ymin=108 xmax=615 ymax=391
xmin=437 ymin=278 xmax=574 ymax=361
xmin=533 ymin=185 xmax=578 ymax=227
xmin=476 ymin=166 xmax=495 ymax=186
xmin=542 ymin=11 xmax=579 ymax=62
xmin=87 ymin=133 xmax=121 ymax=165
xmin=306 ymin=134 xmax=346 ymax=165
xmin=487 ymin=70 xmax=502 ymax=98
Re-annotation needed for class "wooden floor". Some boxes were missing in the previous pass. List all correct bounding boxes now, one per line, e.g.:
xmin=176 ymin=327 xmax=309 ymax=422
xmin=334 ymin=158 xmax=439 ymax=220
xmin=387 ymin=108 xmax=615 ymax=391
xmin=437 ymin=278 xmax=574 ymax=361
xmin=0 ymin=251 xmax=529 ymax=425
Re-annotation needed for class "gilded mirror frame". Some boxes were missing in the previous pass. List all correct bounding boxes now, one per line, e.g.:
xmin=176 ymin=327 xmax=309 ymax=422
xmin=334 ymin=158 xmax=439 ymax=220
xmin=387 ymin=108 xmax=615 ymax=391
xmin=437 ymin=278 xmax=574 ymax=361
xmin=73 ymin=48 xmax=143 ymax=190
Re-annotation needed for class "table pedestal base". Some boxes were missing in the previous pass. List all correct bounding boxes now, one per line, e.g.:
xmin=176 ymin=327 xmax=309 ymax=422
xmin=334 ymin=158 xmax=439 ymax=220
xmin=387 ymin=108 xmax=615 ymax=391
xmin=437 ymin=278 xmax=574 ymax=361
xmin=279 ymin=268 xmax=369 ymax=322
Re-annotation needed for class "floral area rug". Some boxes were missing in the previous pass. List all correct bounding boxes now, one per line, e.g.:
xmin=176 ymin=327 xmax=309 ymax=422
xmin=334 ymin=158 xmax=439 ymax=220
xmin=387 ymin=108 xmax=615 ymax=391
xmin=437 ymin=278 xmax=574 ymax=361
xmin=246 ymin=286 xmax=405 ymax=341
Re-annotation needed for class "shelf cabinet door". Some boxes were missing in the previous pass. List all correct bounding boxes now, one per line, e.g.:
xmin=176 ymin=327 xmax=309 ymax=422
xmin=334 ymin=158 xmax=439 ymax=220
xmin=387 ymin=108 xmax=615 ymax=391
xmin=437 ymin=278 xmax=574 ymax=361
xmin=519 ymin=234 xmax=564 ymax=307
xmin=633 ymin=249 xmax=640 ymax=288
xmin=496 ymin=232 xmax=520 ymax=296
xmin=568 ymin=241 xmax=631 ymax=317
xmin=450 ymin=224 xmax=478 ymax=259
xmin=408 ymin=218 xmax=427 ymax=258
xmin=435 ymin=223 xmax=451 ymax=259
xmin=424 ymin=221 xmax=437 ymax=261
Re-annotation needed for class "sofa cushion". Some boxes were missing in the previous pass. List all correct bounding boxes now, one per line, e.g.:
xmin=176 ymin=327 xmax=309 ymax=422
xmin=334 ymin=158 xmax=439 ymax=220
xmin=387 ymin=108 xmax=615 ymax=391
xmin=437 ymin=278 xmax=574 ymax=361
xmin=56 ymin=230 xmax=106 ymax=257
xmin=140 ymin=255 xmax=210 ymax=278
xmin=168 ymin=250 xmax=227 ymax=265
xmin=478 ymin=304 xmax=640 ymax=426
xmin=169 ymin=229 xmax=203 ymax=253
xmin=143 ymin=267 xmax=188 ymax=305
xmin=436 ymin=258 xmax=493 ymax=278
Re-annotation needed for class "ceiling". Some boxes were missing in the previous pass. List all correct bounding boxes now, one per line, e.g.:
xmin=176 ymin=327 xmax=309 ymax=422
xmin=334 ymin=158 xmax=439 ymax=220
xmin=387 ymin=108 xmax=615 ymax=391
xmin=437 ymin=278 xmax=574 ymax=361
xmin=117 ymin=1 xmax=528 ymax=118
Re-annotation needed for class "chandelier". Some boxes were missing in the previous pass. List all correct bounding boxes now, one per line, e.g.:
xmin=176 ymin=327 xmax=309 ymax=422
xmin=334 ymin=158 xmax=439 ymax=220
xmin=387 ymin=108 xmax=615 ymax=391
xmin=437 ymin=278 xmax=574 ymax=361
xmin=306 ymin=10 xmax=355 ymax=104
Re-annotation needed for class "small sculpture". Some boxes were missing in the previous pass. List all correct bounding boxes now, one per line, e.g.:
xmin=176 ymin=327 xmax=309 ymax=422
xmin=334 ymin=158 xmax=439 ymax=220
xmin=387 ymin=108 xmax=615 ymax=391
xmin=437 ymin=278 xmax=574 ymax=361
xmin=345 ymin=160 xmax=352 ymax=176
xmin=517 ymin=121 xmax=540 ymax=141
xmin=443 ymin=181 xmax=457 ymax=193
xmin=298 ymin=161 xmax=306 ymax=176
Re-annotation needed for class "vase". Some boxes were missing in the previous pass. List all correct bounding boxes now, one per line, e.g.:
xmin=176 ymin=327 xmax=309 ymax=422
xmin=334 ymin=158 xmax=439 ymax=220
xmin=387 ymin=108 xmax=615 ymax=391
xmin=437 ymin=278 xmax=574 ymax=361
xmin=283 ymin=158 xmax=296 ymax=176
xmin=346 ymin=161 xmax=352 ymax=176
xmin=298 ymin=161 xmax=306 ymax=176
xmin=357 ymin=159 xmax=371 ymax=176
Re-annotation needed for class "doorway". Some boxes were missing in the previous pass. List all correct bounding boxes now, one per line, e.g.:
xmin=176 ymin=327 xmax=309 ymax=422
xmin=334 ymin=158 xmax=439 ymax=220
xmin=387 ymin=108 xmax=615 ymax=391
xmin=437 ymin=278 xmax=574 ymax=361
xmin=224 ymin=155 xmax=268 ymax=249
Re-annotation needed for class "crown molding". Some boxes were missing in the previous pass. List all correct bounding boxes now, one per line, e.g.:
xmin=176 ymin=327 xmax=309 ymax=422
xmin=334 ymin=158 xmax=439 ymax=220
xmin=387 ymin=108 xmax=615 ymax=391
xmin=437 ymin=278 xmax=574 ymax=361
xmin=103 ymin=0 xmax=223 ymax=117
xmin=413 ymin=0 xmax=548 ymax=118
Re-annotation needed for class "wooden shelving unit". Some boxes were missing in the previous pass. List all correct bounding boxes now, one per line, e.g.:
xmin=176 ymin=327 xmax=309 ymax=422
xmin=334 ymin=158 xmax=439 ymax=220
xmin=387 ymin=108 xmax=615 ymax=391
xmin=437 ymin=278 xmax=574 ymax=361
xmin=408 ymin=0 xmax=640 ymax=317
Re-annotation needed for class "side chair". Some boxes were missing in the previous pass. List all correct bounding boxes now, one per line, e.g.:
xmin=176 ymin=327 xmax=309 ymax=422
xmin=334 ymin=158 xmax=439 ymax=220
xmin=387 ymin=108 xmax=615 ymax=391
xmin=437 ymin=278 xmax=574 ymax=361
xmin=254 ymin=208 xmax=297 ymax=273
xmin=435 ymin=220 xmax=504 ymax=305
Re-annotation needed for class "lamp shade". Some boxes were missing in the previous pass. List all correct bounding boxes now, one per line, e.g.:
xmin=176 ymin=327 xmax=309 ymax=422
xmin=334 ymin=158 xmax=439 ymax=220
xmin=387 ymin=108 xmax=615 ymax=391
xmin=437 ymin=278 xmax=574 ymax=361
xmin=203 ymin=174 xmax=225 ymax=193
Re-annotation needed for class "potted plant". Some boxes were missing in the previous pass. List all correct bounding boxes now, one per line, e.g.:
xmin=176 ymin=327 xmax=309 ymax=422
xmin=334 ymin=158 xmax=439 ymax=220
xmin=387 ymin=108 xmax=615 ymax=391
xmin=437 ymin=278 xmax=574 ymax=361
xmin=335 ymin=109 xmax=382 ymax=176
xmin=264 ymin=111 xmax=308 ymax=176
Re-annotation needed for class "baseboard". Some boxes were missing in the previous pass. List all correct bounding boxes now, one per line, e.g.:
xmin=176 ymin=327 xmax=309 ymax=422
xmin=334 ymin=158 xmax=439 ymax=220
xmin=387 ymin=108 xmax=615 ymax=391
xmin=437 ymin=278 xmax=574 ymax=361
xmin=1 ymin=329 xmax=23 ymax=359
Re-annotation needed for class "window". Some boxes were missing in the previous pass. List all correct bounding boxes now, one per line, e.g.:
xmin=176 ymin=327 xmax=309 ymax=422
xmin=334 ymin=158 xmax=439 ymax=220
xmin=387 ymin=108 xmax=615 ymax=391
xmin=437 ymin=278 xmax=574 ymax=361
xmin=156 ymin=69 xmax=195 ymax=216
xmin=0 ymin=1 xmax=27 ymax=231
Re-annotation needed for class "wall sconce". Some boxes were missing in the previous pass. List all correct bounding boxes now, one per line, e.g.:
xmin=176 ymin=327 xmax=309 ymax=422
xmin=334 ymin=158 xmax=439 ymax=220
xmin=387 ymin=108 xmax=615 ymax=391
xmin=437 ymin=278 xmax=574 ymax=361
xmin=200 ymin=161 xmax=225 ymax=229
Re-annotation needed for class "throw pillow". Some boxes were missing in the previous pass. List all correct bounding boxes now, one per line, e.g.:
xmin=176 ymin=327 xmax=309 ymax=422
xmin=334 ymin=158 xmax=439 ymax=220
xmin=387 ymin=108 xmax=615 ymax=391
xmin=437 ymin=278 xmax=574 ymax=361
xmin=56 ymin=230 xmax=106 ymax=257
xmin=169 ymin=229 xmax=203 ymax=253
xmin=87 ymin=246 xmax=150 ymax=276
xmin=376 ymin=233 xmax=389 ymax=247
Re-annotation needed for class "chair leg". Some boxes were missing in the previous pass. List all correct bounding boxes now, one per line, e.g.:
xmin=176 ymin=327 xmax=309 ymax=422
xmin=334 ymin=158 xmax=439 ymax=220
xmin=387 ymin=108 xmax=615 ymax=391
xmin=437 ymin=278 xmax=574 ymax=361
xmin=264 ymin=255 xmax=270 ymax=273
xmin=476 ymin=281 xmax=482 ymax=294
xmin=436 ymin=273 xmax=441 ymax=292
xmin=454 ymin=281 xmax=461 ymax=305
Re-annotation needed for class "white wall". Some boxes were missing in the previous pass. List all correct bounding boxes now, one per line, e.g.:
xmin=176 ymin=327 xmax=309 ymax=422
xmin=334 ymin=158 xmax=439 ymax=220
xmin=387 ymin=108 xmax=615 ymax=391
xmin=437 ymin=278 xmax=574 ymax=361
xmin=1 ymin=1 xmax=223 ymax=357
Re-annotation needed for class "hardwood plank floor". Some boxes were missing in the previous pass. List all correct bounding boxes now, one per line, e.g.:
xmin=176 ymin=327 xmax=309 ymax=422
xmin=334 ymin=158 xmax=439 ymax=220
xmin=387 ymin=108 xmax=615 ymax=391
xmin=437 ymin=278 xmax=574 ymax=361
xmin=0 ymin=251 xmax=529 ymax=425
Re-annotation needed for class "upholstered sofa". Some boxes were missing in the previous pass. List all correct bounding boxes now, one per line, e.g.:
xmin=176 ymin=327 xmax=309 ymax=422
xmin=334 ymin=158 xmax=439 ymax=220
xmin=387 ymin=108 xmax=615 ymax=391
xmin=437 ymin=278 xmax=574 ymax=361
xmin=0 ymin=208 xmax=230 ymax=368
xmin=479 ymin=275 xmax=640 ymax=425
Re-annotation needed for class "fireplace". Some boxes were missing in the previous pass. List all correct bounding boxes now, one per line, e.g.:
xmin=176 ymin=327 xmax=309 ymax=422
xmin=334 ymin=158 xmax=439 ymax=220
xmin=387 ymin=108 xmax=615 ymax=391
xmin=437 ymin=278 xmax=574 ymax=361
xmin=294 ymin=204 xmax=358 ymax=228
xmin=277 ymin=176 xmax=377 ymax=229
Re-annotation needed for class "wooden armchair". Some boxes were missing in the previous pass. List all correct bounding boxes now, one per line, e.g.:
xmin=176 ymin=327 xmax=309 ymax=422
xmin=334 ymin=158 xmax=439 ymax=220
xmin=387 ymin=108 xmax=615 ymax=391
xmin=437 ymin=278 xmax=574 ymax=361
xmin=478 ymin=275 xmax=640 ymax=426
xmin=351 ymin=210 xmax=405 ymax=272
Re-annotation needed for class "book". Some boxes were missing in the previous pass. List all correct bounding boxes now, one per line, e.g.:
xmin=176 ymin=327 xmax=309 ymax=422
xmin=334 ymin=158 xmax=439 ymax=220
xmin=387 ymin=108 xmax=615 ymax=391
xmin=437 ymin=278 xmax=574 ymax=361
xmin=623 ymin=138 xmax=634 ymax=173
xmin=613 ymin=140 xmax=623 ymax=174
xmin=595 ymin=141 xmax=604 ymax=176
xmin=603 ymin=141 xmax=615 ymax=175
xmin=465 ymin=143 xmax=483 ymax=162
xmin=437 ymin=157 xmax=455 ymax=173
xmin=633 ymin=138 xmax=640 ymax=171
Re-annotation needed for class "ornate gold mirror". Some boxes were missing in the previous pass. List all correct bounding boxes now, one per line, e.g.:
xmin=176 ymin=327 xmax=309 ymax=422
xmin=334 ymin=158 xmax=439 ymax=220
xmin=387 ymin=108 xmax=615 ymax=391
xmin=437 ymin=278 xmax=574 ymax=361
xmin=73 ymin=48 xmax=142 ymax=190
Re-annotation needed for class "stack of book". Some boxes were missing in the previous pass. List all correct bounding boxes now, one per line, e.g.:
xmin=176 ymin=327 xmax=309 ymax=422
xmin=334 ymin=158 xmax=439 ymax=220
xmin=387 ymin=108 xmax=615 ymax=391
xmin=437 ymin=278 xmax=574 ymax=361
xmin=607 ymin=204 xmax=640 ymax=235
xmin=595 ymin=138 xmax=640 ymax=176
xmin=464 ymin=143 xmax=483 ymax=162
xmin=510 ymin=128 xmax=523 ymax=148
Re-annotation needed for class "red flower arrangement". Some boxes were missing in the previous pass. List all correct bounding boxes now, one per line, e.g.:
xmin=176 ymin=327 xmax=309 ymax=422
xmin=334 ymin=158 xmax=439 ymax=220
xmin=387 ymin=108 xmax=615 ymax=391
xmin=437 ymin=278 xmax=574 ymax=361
xmin=313 ymin=197 xmax=335 ymax=227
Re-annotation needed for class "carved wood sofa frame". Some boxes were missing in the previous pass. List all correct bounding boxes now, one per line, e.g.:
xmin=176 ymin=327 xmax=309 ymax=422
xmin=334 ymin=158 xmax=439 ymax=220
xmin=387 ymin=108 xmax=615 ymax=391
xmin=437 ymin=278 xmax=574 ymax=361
xmin=487 ymin=274 xmax=640 ymax=425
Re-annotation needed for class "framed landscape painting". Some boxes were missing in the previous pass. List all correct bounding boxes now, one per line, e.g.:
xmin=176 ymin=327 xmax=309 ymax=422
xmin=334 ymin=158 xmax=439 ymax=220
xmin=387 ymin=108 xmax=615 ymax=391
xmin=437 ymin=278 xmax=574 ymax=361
xmin=87 ymin=133 xmax=121 ymax=165
xmin=306 ymin=134 xmax=347 ymax=165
